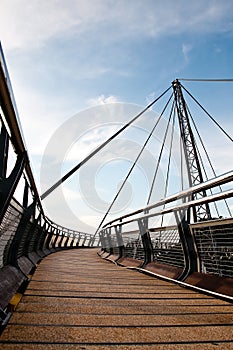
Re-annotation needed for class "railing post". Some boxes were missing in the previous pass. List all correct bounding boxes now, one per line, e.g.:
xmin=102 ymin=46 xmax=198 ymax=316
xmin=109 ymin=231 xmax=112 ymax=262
xmin=174 ymin=208 xmax=198 ymax=280
xmin=69 ymin=233 xmax=75 ymax=248
xmin=138 ymin=217 xmax=153 ymax=267
xmin=105 ymin=227 xmax=113 ymax=255
xmin=87 ymin=234 xmax=92 ymax=247
xmin=103 ymin=229 xmax=108 ymax=252
xmin=82 ymin=235 xmax=87 ymax=247
xmin=0 ymin=154 xmax=25 ymax=224
xmin=53 ymin=228 xmax=60 ymax=249
xmin=75 ymin=233 xmax=81 ymax=247
xmin=6 ymin=201 xmax=36 ymax=267
xmin=99 ymin=230 xmax=108 ymax=252
xmin=58 ymin=230 xmax=66 ymax=249
xmin=45 ymin=225 xmax=55 ymax=251
xmin=98 ymin=231 xmax=103 ymax=249
xmin=0 ymin=120 xmax=9 ymax=180
xmin=36 ymin=221 xmax=47 ymax=253
xmin=99 ymin=228 xmax=112 ymax=255
xmin=64 ymin=232 xmax=70 ymax=248
xmin=114 ymin=224 xmax=124 ymax=261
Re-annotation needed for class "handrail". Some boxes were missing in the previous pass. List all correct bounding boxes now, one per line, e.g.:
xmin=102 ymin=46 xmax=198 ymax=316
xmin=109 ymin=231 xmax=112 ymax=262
xmin=101 ymin=188 xmax=233 ymax=231
xmin=103 ymin=170 xmax=233 ymax=228
xmin=0 ymin=43 xmax=42 ymax=210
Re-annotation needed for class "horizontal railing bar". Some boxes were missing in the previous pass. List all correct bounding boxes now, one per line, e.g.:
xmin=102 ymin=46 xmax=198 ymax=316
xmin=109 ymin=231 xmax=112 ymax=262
xmin=190 ymin=217 xmax=233 ymax=229
xmin=103 ymin=170 xmax=233 ymax=228
xmin=102 ymin=188 xmax=233 ymax=231
xmin=148 ymin=225 xmax=178 ymax=232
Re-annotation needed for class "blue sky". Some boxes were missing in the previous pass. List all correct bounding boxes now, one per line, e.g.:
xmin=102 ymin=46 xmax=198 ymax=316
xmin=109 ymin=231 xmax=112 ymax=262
xmin=1 ymin=0 xmax=233 ymax=232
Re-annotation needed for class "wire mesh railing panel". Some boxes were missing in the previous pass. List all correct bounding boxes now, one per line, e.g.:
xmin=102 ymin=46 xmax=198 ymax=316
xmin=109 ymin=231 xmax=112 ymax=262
xmin=16 ymin=221 xmax=33 ymax=258
xmin=112 ymin=242 xmax=120 ymax=256
xmin=30 ymin=225 xmax=42 ymax=252
xmin=150 ymin=228 xmax=185 ymax=268
xmin=122 ymin=234 xmax=145 ymax=261
xmin=0 ymin=202 xmax=22 ymax=268
xmin=35 ymin=227 xmax=45 ymax=252
xmin=192 ymin=222 xmax=233 ymax=278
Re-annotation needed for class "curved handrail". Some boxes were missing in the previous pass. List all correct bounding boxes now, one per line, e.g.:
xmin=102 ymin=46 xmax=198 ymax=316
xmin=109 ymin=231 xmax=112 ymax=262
xmin=103 ymin=170 xmax=233 ymax=228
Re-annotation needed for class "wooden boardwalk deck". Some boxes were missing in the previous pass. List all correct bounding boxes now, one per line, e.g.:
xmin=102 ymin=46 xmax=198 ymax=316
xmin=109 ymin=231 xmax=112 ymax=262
xmin=0 ymin=248 xmax=233 ymax=349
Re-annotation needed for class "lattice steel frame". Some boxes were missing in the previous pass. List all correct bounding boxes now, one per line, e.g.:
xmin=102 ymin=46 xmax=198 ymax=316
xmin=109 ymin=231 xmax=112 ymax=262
xmin=173 ymin=80 xmax=211 ymax=221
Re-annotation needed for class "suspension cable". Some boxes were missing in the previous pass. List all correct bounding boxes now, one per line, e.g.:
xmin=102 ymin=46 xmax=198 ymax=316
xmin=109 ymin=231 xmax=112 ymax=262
xmin=41 ymin=86 xmax=172 ymax=200
xmin=178 ymin=78 xmax=233 ymax=82
xmin=186 ymin=105 xmax=232 ymax=217
xmin=94 ymin=93 xmax=174 ymax=235
xmin=195 ymin=144 xmax=221 ymax=217
xmin=188 ymin=118 xmax=221 ymax=218
xmin=181 ymin=83 xmax=233 ymax=143
xmin=147 ymin=99 xmax=175 ymax=205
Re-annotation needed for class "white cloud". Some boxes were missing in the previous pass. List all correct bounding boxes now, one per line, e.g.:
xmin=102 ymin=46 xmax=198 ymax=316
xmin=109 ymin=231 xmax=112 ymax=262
xmin=87 ymin=94 xmax=120 ymax=106
xmin=62 ymin=123 xmax=119 ymax=163
xmin=145 ymin=92 xmax=157 ymax=108
xmin=182 ymin=44 xmax=193 ymax=63
xmin=1 ymin=1 xmax=233 ymax=51
xmin=0 ymin=0 xmax=106 ymax=50
xmin=62 ymin=186 xmax=82 ymax=201
xmin=77 ymin=215 xmax=103 ymax=231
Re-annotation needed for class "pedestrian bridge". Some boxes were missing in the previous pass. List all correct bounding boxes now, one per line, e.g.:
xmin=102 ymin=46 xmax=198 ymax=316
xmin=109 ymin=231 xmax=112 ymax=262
xmin=0 ymin=43 xmax=232 ymax=348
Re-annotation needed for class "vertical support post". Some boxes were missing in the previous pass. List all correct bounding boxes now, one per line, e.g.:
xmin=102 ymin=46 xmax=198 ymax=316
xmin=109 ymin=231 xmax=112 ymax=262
xmin=76 ymin=233 xmax=81 ymax=247
xmin=57 ymin=229 xmax=64 ymax=249
xmin=102 ymin=230 xmax=108 ymax=252
xmin=23 ymin=178 xmax=29 ymax=208
xmin=83 ymin=235 xmax=87 ymax=247
xmin=138 ymin=217 xmax=153 ymax=267
xmin=64 ymin=232 xmax=70 ymax=248
xmin=35 ymin=218 xmax=46 ymax=253
xmin=174 ymin=208 xmax=198 ymax=280
xmin=98 ymin=230 xmax=106 ymax=251
xmin=6 ymin=200 xmax=36 ymax=266
xmin=88 ymin=235 xmax=92 ymax=247
xmin=69 ymin=233 xmax=75 ymax=248
xmin=114 ymin=224 xmax=124 ymax=261
xmin=0 ymin=154 xmax=25 ymax=223
xmin=45 ymin=225 xmax=55 ymax=251
xmin=106 ymin=227 xmax=113 ymax=256
xmin=0 ymin=120 xmax=9 ymax=179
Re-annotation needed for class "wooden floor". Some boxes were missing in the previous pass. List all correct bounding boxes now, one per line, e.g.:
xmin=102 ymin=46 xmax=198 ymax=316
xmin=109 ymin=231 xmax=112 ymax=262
xmin=0 ymin=249 xmax=233 ymax=349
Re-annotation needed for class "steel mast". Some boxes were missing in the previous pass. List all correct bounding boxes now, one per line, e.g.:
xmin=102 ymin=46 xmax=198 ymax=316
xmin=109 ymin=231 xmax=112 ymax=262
xmin=172 ymin=79 xmax=211 ymax=221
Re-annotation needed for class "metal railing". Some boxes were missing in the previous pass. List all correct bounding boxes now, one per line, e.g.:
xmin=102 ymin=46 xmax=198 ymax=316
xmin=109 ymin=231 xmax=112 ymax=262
xmin=99 ymin=171 xmax=233 ymax=283
xmin=0 ymin=43 xmax=98 ymax=322
xmin=190 ymin=219 xmax=233 ymax=278
xmin=150 ymin=227 xmax=184 ymax=268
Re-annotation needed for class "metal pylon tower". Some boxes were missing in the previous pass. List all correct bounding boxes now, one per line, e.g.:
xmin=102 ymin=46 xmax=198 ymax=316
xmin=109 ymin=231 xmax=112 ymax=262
xmin=172 ymin=79 xmax=211 ymax=222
